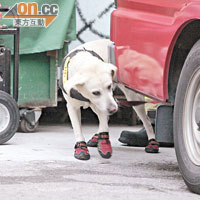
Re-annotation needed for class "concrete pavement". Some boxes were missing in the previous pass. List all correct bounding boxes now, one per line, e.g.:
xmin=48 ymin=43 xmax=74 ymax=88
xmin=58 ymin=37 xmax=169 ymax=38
xmin=0 ymin=124 xmax=199 ymax=200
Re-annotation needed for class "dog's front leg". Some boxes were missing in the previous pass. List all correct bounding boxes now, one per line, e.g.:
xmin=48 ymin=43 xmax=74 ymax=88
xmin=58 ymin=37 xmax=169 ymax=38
xmin=90 ymin=105 xmax=112 ymax=158
xmin=66 ymin=102 xmax=84 ymax=142
xmin=90 ymin=105 xmax=109 ymax=133
xmin=67 ymin=102 xmax=90 ymax=160
xmin=86 ymin=106 xmax=109 ymax=148
xmin=97 ymin=111 xmax=109 ymax=133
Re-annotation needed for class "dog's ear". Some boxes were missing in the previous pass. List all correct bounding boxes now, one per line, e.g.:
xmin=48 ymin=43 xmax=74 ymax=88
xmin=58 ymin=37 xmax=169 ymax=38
xmin=107 ymin=63 xmax=117 ymax=81
xmin=63 ymin=74 xmax=87 ymax=95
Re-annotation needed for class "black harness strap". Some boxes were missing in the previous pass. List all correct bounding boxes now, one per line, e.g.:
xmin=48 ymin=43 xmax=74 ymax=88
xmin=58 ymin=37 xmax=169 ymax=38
xmin=70 ymin=88 xmax=90 ymax=102
xmin=82 ymin=48 xmax=104 ymax=62
xmin=59 ymin=48 xmax=104 ymax=102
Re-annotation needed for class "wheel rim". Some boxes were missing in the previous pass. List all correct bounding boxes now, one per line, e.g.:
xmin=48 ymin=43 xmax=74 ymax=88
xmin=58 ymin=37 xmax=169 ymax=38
xmin=0 ymin=103 xmax=10 ymax=132
xmin=183 ymin=66 xmax=200 ymax=166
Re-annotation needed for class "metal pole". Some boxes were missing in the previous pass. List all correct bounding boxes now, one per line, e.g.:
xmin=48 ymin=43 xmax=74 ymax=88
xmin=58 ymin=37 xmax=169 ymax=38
xmin=13 ymin=27 xmax=19 ymax=102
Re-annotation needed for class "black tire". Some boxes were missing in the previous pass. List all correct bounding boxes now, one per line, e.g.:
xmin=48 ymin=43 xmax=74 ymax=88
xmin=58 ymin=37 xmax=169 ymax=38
xmin=19 ymin=119 xmax=39 ymax=133
xmin=0 ymin=90 xmax=19 ymax=144
xmin=174 ymin=39 xmax=200 ymax=194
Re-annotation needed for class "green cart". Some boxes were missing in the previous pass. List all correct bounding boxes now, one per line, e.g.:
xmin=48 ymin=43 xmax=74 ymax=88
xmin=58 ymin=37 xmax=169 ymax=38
xmin=1 ymin=0 xmax=76 ymax=132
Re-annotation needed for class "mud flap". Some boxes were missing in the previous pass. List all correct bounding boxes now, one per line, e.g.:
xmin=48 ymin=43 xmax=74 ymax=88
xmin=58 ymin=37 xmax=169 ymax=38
xmin=155 ymin=105 xmax=174 ymax=147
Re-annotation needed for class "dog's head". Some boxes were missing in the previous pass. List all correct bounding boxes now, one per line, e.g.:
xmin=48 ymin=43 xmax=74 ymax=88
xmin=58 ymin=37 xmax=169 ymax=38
xmin=64 ymin=62 xmax=118 ymax=115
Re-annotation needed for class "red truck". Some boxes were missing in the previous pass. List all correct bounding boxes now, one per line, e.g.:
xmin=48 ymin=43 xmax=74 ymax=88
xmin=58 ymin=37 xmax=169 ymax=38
xmin=110 ymin=0 xmax=200 ymax=194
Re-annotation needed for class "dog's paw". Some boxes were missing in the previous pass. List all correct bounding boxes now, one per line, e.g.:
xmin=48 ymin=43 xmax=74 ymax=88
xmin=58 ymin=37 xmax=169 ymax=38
xmin=87 ymin=134 xmax=99 ymax=147
xmin=97 ymin=132 xmax=112 ymax=159
xmin=74 ymin=141 xmax=90 ymax=160
xmin=145 ymin=139 xmax=159 ymax=153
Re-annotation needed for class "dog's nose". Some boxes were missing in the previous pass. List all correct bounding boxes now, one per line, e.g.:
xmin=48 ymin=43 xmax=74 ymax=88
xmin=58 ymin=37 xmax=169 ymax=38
xmin=108 ymin=106 xmax=118 ymax=115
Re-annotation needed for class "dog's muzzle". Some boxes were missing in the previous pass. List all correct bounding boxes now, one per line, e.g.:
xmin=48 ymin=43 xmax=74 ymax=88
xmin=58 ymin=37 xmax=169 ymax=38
xmin=107 ymin=105 xmax=118 ymax=115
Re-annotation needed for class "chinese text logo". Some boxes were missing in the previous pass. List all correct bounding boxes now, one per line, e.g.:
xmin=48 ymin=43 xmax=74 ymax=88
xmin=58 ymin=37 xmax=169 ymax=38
xmin=3 ymin=2 xmax=59 ymax=28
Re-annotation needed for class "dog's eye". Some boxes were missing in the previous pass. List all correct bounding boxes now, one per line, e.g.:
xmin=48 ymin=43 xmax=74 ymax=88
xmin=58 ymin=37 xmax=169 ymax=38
xmin=92 ymin=91 xmax=101 ymax=96
xmin=107 ymin=85 xmax=112 ymax=90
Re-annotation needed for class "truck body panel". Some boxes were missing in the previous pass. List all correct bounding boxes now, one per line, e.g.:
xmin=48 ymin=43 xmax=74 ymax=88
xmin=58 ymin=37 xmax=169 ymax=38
xmin=111 ymin=0 xmax=200 ymax=101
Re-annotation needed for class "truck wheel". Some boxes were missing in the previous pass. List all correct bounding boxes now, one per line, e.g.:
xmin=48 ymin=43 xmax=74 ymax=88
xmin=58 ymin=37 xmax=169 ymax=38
xmin=19 ymin=119 xmax=39 ymax=133
xmin=0 ymin=90 xmax=19 ymax=144
xmin=174 ymin=39 xmax=200 ymax=194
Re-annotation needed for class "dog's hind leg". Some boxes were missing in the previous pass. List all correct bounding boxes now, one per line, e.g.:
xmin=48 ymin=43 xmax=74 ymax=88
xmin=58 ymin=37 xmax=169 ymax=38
xmin=118 ymin=84 xmax=154 ymax=139
xmin=129 ymin=104 xmax=159 ymax=153
xmin=132 ymin=104 xmax=155 ymax=139
xmin=118 ymin=85 xmax=159 ymax=153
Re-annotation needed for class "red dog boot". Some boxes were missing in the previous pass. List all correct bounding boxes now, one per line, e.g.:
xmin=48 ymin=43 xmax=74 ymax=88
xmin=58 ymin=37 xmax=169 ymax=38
xmin=74 ymin=141 xmax=90 ymax=160
xmin=98 ymin=132 xmax=112 ymax=159
xmin=145 ymin=139 xmax=159 ymax=153
xmin=87 ymin=134 xmax=99 ymax=147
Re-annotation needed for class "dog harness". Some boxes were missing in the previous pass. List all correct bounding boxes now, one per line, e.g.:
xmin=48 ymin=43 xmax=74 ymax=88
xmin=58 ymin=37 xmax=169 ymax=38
xmin=59 ymin=48 xmax=104 ymax=102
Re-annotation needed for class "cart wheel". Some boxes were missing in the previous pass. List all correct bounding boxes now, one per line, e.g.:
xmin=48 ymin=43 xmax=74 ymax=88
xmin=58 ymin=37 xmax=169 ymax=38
xmin=174 ymin=39 xmax=200 ymax=194
xmin=19 ymin=119 xmax=39 ymax=133
xmin=0 ymin=90 xmax=19 ymax=144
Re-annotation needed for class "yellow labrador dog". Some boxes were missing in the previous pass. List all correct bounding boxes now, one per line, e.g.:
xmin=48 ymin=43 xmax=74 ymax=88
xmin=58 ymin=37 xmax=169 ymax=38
xmin=60 ymin=40 xmax=118 ymax=160
xmin=60 ymin=39 xmax=159 ymax=160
